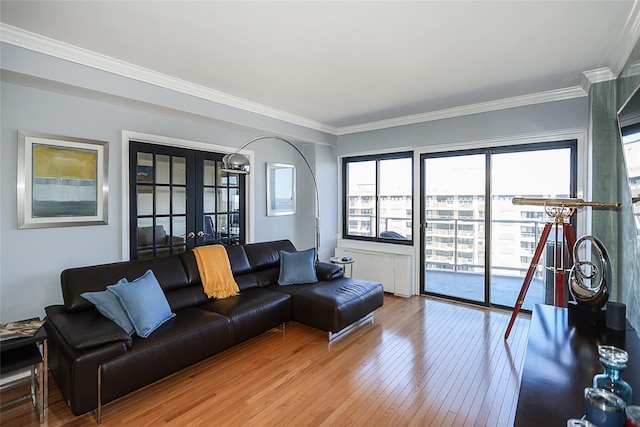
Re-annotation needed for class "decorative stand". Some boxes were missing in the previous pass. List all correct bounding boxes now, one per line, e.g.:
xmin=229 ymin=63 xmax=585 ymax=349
xmin=504 ymin=197 xmax=619 ymax=340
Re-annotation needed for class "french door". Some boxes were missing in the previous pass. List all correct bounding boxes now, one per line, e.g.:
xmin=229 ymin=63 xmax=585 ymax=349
xmin=129 ymin=141 xmax=245 ymax=260
xmin=420 ymin=141 xmax=576 ymax=309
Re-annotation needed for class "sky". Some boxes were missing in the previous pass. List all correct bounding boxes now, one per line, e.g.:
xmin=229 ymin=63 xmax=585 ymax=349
xmin=348 ymin=148 xmax=572 ymax=198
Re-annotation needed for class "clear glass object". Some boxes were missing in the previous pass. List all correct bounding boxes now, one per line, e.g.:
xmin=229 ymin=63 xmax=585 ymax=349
xmin=566 ymin=419 xmax=596 ymax=427
xmin=593 ymin=345 xmax=633 ymax=405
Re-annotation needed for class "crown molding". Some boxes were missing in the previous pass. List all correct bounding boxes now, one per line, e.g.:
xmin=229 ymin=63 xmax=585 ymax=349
xmin=0 ymin=24 xmax=338 ymax=135
xmin=0 ymin=23 xmax=619 ymax=138
xmin=337 ymin=86 xmax=587 ymax=135
xmin=623 ymin=59 xmax=640 ymax=77
xmin=609 ymin=0 xmax=640 ymax=77
xmin=581 ymin=67 xmax=617 ymax=93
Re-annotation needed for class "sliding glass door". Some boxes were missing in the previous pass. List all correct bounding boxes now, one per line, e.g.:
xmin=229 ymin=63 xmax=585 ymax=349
xmin=422 ymin=153 xmax=486 ymax=302
xmin=489 ymin=146 xmax=574 ymax=310
xmin=421 ymin=141 xmax=576 ymax=309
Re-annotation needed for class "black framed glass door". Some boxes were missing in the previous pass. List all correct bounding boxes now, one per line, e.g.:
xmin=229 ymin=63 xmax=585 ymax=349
xmin=129 ymin=141 xmax=244 ymax=260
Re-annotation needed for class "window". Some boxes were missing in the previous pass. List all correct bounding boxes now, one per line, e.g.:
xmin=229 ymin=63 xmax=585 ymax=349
xmin=522 ymin=211 xmax=543 ymax=219
xmin=343 ymin=152 xmax=413 ymax=243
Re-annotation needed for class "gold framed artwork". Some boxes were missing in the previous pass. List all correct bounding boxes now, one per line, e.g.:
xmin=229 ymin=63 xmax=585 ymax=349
xmin=17 ymin=131 xmax=109 ymax=229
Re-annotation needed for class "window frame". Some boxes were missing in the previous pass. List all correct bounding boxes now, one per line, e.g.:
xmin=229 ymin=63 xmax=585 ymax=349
xmin=342 ymin=151 xmax=414 ymax=245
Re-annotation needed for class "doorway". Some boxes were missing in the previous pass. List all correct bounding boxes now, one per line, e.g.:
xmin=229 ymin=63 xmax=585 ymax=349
xmin=129 ymin=141 xmax=245 ymax=260
xmin=420 ymin=141 xmax=576 ymax=309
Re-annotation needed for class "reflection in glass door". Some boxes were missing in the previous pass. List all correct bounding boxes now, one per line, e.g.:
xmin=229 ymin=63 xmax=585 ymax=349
xmin=490 ymin=148 xmax=573 ymax=310
xmin=422 ymin=153 xmax=486 ymax=303
xmin=200 ymin=158 xmax=242 ymax=246
xmin=134 ymin=149 xmax=189 ymax=259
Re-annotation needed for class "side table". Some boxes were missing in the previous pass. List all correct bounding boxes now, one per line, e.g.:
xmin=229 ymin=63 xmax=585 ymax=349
xmin=330 ymin=256 xmax=355 ymax=278
xmin=0 ymin=324 xmax=47 ymax=423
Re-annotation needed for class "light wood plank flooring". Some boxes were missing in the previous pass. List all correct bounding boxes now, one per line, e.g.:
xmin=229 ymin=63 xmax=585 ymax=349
xmin=1 ymin=295 xmax=530 ymax=426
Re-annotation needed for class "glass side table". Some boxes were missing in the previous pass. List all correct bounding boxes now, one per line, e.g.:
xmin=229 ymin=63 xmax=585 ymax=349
xmin=330 ymin=256 xmax=355 ymax=278
xmin=0 ymin=324 xmax=47 ymax=423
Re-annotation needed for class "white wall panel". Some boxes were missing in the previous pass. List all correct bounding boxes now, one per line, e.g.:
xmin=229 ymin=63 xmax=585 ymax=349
xmin=335 ymin=247 xmax=412 ymax=297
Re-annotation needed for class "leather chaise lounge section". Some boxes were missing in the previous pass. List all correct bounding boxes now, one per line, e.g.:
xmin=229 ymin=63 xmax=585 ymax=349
xmin=44 ymin=240 xmax=384 ymax=417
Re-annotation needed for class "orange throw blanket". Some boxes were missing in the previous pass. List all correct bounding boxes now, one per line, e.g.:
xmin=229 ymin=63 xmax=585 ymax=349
xmin=193 ymin=245 xmax=239 ymax=299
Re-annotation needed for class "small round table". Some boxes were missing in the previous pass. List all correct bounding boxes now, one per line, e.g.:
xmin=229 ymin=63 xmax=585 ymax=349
xmin=329 ymin=256 xmax=355 ymax=278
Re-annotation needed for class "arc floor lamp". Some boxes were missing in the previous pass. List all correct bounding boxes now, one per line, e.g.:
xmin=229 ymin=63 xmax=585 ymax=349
xmin=221 ymin=136 xmax=320 ymax=258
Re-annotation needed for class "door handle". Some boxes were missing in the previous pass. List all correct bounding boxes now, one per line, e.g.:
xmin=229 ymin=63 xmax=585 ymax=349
xmin=197 ymin=230 xmax=205 ymax=238
xmin=187 ymin=232 xmax=195 ymax=239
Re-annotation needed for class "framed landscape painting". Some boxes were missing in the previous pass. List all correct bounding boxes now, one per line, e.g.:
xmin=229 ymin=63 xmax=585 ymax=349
xmin=18 ymin=131 xmax=109 ymax=229
xmin=266 ymin=162 xmax=296 ymax=216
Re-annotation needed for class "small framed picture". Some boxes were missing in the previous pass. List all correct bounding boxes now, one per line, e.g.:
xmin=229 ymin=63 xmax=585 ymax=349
xmin=266 ymin=162 xmax=296 ymax=216
xmin=17 ymin=131 xmax=109 ymax=229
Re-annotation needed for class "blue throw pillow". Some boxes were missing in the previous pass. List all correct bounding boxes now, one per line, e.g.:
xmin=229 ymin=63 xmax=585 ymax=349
xmin=107 ymin=270 xmax=175 ymax=338
xmin=81 ymin=279 xmax=135 ymax=335
xmin=278 ymin=248 xmax=318 ymax=286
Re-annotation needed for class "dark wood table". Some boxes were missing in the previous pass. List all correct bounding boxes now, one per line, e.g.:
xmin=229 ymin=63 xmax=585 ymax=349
xmin=514 ymin=304 xmax=640 ymax=426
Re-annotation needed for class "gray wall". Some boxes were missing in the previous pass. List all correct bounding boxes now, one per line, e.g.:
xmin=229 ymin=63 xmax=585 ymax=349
xmin=0 ymin=43 xmax=337 ymax=322
xmin=337 ymin=97 xmax=589 ymax=156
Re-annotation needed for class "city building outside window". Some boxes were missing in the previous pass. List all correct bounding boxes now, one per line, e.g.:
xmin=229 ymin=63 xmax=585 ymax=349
xmin=342 ymin=152 xmax=413 ymax=243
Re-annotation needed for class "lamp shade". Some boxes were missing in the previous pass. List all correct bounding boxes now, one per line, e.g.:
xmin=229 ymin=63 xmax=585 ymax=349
xmin=221 ymin=135 xmax=320 ymax=259
xmin=222 ymin=152 xmax=251 ymax=174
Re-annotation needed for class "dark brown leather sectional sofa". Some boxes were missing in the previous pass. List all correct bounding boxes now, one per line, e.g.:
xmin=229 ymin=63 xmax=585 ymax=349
xmin=44 ymin=240 xmax=384 ymax=420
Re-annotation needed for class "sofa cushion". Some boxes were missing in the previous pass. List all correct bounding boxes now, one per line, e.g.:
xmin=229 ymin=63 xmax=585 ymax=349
xmin=100 ymin=308 xmax=232 ymax=406
xmin=225 ymin=244 xmax=252 ymax=275
xmin=81 ymin=280 xmax=135 ymax=335
xmin=165 ymin=285 xmax=210 ymax=312
xmin=199 ymin=288 xmax=291 ymax=344
xmin=278 ymin=248 xmax=318 ymax=285
xmin=107 ymin=270 xmax=175 ymax=338
xmin=315 ymin=262 xmax=344 ymax=280
xmin=179 ymin=246 xmax=259 ymax=292
xmin=61 ymin=255 xmax=190 ymax=312
xmin=45 ymin=305 xmax=133 ymax=351
xmin=243 ymin=239 xmax=296 ymax=271
xmin=268 ymin=277 xmax=384 ymax=333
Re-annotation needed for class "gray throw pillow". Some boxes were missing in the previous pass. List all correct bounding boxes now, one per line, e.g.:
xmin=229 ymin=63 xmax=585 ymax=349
xmin=278 ymin=248 xmax=318 ymax=286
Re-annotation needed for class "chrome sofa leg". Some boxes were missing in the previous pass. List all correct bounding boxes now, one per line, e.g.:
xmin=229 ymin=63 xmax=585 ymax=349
xmin=328 ymin=312 xmax=374 ymax=341
xmin=95 ymin=365 xmax=102 ymax=424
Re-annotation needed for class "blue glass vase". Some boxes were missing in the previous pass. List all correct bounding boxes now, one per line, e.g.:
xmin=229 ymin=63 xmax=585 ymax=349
xmin=593 ymin=345 xmax=633 ymax=405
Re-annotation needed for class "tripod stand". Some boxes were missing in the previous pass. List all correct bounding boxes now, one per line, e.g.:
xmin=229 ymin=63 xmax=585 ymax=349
xmin=503 ymin=197 xmax=620 ymax=340
xmin=504 ymin=204 xmax=576 ymax=340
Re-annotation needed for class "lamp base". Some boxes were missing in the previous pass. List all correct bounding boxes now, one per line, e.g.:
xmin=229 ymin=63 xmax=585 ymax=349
xmin=567 ymin=301 xmax=605 ymax=326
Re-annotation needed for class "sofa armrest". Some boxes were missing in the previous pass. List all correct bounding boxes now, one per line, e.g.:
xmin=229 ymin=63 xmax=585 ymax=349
xmin=315 ymin=262 xmax=344 ymax=280
xmin=45 ymin=305 xmax=133 ymax=351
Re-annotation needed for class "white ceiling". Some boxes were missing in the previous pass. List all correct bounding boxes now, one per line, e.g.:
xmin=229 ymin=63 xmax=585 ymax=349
xmin=1 ymin=1 xmax=639 ymax=132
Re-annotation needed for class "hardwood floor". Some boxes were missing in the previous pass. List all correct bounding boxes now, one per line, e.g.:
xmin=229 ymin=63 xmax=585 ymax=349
xmin=0 ymin=295 xmax=530 ymax=426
